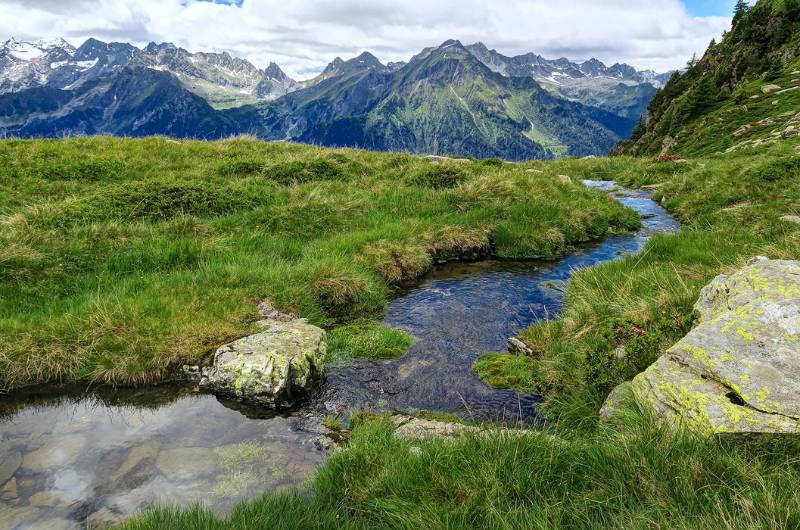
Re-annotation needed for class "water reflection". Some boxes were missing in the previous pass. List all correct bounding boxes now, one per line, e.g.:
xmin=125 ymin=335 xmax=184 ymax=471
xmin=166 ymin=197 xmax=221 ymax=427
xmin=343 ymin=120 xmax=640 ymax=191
xmin=0 ymin=387 xmax=327 ymax=529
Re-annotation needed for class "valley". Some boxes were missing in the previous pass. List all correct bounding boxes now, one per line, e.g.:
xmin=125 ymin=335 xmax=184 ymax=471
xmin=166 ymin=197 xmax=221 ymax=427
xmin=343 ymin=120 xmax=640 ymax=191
xmin=0 ymin=37 xmax=665 ymax=159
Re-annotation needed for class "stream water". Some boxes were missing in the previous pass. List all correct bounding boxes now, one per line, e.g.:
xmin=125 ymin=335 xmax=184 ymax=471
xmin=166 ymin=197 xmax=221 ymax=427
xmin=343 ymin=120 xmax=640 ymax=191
xmin=0 ymin=181 xmax=679 ymax=529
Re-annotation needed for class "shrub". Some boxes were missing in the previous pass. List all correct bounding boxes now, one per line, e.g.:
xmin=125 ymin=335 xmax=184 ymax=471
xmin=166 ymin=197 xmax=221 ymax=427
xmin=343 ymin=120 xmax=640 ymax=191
xmin=361 ymin=240 xmax=433 ymax=284
xmin=744 ymin=156 xmax=800 ymax=182
xmin=42 ymin=180 xmax=261 ymax=227
xmin=313 ymin=276 xmax=377 ymax=324
xmin=409 ymin=165 xmax=466 ymax=189
xmin=216 ymin=159 xmax=265 ymax=177
xmin=264 ymin=159 xmax=348 ymax=185
xmin=31 ymin=157 xmax=123 ymax=181
xmin=585 ymin=313 xmax=695 ymax=394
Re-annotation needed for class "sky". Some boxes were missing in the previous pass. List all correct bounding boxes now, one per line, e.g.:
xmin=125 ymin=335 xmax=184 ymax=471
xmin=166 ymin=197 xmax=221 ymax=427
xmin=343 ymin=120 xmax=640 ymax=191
xmin=0 ymin=0 xmax=738 ymax=80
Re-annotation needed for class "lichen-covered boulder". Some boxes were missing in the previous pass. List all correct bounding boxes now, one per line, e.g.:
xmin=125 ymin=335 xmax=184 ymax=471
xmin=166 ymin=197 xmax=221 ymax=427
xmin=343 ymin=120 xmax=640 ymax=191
xmin=200 ymin=318 xmax=326 ymax=409
xmin=621 ymin=258 xmax=800 ymax=435
xmin=390 ymin=415 xmax=480 ymax=441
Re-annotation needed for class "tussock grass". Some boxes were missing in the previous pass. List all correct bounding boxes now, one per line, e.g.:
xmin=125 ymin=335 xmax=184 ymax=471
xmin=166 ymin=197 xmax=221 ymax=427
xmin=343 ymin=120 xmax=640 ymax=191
xmin=0 ymin=136 xmax=636 ymax=390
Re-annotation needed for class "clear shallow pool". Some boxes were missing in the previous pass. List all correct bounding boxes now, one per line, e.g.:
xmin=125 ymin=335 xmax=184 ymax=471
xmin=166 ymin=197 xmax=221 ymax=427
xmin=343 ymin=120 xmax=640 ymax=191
xmin=0 ymin=387 xmax=327 ymax=528
xmin=0 ymin=181 xmax=679 ymax=529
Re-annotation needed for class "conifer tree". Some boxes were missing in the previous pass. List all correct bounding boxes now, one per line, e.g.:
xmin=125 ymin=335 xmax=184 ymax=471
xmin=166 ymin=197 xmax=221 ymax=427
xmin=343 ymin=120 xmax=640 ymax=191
xmin=733 ymin=0 xmax=750 ymax=28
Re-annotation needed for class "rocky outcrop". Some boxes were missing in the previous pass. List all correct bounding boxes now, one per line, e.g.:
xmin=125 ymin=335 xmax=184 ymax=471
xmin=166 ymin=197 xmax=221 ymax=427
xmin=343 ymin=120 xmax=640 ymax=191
xmin=603 ymin=258 xmax=800 ymax=435
xmin=199 ymin=302 xmax=326 ymax=409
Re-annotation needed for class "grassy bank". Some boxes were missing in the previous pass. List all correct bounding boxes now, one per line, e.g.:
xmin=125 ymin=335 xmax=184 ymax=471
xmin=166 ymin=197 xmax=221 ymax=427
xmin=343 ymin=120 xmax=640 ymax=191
xmin=0 ymin=136 xmax=639 ymax=390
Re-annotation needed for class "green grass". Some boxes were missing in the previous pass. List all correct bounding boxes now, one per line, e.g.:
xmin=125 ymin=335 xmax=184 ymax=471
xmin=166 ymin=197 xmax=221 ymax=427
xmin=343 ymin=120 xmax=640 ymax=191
xmin=0 ymin=136 xmax=639 ymax=390
xmin=327 ymin=321 xmax=416 ymax=361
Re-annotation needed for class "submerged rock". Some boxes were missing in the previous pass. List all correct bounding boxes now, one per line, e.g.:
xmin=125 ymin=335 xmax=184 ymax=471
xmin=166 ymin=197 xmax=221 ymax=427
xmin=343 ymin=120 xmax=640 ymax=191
xmin=200 ymin=306 xmax=326 ymax=409
xmin=607 ymin=258 xmax=800 ymax=435
xmin=0 ymin=451 xmax=21 ymax=488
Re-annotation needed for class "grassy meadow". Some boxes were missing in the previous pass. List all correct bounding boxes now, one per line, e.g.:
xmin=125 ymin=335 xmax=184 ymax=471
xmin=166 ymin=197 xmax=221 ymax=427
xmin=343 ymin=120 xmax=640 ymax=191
xmin=0 ymin=136 xmax=639 ymax=390
xmin=112 ymin=137 xmax=800 ymax=530
xmin=2 ymin=135 xmax=800 ymax=529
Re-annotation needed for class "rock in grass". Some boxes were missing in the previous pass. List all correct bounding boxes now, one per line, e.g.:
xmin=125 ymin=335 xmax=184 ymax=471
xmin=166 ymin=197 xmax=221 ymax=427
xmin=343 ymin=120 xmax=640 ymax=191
xmin=391 ymin=415 xmax=479 ymax=441
xmin=762 ymin=84 xmax=782 ymax=94
xmin=424 ymin=155 xmax=471 ymax=164
xmin=599 ymin=382 xmax=632 ymax=422
xmin=200 ymin=310 xmax=326 ymax=409
xmin=780 ymin=215 xmax=800 ymax=225
xmin=620 ymin=258 xmax=800 ymax=436
xmin=508 ymin=337 xmax=535 ymax=356
xmin=557 ymin=175 xmax=573 ymax=185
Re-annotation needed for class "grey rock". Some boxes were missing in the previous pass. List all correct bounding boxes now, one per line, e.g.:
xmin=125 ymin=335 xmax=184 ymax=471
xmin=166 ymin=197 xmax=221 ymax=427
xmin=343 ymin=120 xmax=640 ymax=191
xmin=623 ymin=259 xmax=800 ymax=435
xmin=391 ymin=415 xmax=480 ymax=441
xmin=508 ymin=337 xmax=534 ymax=356
xmin=599 ymin=382 xmax=632 ymax=422
xmin=762 ymin=84 xmax=782 ymax=94
xmin=200 ymin=306 xmax=326 ymax=408
xmin=257 ymin=300 xmax=297 ymax=322
xmin=181 ymin=365 xmax=201 ymax=382
xmin=780 ymin=215 xmax=800 ymax=225
xmin=557 ymin=174 xmax=573 ymax=185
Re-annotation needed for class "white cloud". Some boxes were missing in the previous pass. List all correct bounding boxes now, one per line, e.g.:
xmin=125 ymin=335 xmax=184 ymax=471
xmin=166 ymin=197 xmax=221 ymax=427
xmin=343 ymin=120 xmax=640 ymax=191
xmin=0 ymin=0 xmax=731 ymax=79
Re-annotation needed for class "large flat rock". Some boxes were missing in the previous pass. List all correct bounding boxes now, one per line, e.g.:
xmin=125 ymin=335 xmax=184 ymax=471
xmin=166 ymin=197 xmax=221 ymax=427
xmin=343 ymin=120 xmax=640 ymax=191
xmin=606 ymin=258 xmax=800 ymax=435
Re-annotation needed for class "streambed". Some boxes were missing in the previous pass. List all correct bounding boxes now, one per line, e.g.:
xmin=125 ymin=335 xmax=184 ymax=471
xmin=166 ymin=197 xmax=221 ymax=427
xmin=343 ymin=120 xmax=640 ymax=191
xmin=0 ymin=181 xmax=679 ymax=528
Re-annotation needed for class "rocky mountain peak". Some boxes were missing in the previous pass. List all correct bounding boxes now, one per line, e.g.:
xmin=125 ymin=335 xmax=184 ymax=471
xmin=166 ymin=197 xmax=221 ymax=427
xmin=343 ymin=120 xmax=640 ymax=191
xmin=264 ymin=62 xmax=288 ymax=81
xmin=323 ymin=57 xmax=345 ymax=74
xmin=580 ymin=58 xmax=608 ymax=76
xmin=350 ymin=51 xmax=384 ymax=69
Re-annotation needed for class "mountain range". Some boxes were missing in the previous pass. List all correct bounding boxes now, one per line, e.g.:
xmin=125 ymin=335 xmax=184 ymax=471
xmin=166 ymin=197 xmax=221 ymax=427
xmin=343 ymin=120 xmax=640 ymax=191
xmin=0 ymin=37 xmax=669 ymax=160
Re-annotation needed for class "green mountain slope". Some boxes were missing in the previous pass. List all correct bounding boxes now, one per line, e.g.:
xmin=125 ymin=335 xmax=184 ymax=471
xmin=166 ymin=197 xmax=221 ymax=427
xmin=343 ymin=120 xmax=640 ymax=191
xmin=619 ymin=0 xmax=800 ymax=157
xmin=232 ymin=41 xmax=634 ymax=160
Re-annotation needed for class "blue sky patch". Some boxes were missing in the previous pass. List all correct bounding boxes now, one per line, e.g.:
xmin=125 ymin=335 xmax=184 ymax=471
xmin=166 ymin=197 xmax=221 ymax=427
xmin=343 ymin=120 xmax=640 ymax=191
xmin=683 ymin=0 xmax=737 ymax=17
